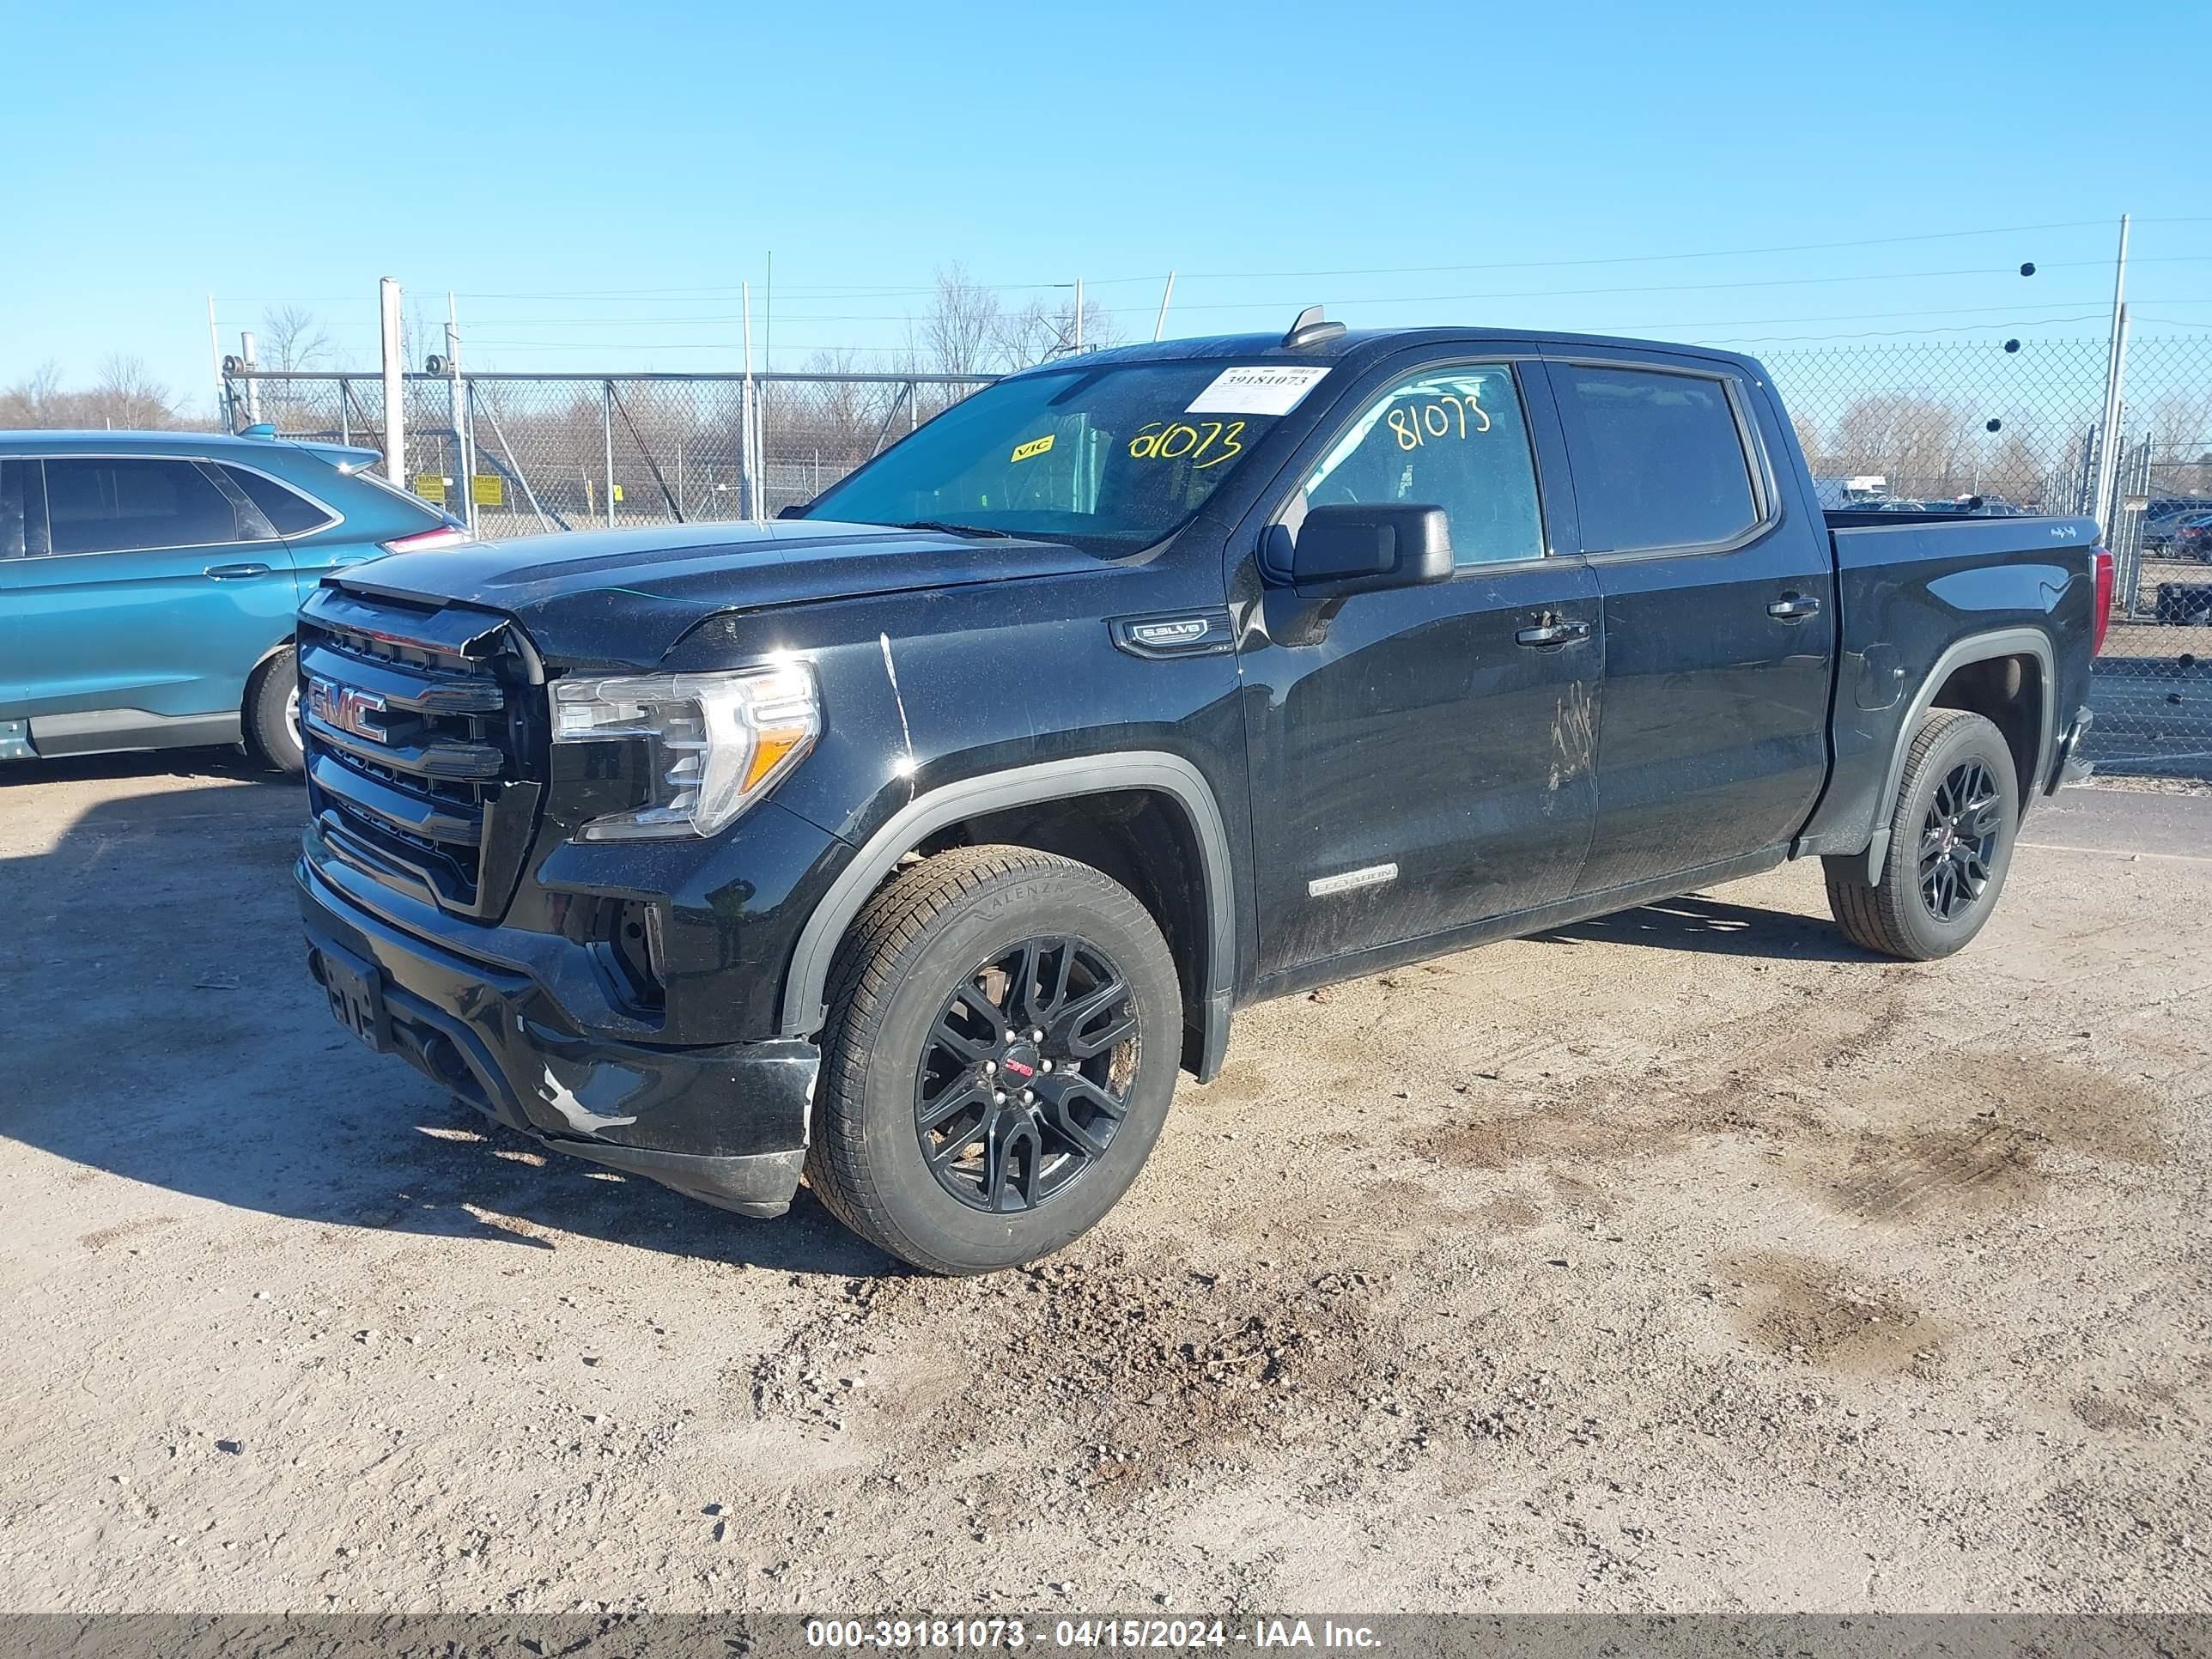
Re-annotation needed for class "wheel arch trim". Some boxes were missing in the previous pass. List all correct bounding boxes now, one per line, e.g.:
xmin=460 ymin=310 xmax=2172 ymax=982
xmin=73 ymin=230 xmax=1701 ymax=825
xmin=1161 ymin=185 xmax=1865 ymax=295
xmin=779 ymin=752 xmax=1237 ymax=1063
xmin=1860 ymin=626 xmax=2054 ymax=884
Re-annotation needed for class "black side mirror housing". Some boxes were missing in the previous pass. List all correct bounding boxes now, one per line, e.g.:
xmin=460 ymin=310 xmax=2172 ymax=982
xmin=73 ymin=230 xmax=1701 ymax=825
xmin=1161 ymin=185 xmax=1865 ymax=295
xmin=1283 ymin=504 xmax=1454 ymax=593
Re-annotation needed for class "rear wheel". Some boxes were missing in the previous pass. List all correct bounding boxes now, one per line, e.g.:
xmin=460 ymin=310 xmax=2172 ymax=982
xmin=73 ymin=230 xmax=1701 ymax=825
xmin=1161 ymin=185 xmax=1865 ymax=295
xmin=246 ymin=647 xmax=305 ymax=775
xmin=1824 ymin=707 xmax=2019 ymax=960
xmin=805 ymin=845 xmax=1182 ymax=1275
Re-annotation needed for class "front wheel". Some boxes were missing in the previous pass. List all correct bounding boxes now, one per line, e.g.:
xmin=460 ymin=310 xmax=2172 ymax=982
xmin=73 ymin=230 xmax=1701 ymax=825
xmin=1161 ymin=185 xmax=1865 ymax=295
xmin=1824 ymin=707 xmax=2019 ymax=960
xmin=805 ymin=845 xmax=1182 ymax=1274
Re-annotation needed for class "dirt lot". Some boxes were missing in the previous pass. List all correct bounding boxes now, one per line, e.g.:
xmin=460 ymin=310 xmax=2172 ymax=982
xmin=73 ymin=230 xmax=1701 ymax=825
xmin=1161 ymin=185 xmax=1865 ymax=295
xmin=2 ymin=755 xmax=2207 ymax=1614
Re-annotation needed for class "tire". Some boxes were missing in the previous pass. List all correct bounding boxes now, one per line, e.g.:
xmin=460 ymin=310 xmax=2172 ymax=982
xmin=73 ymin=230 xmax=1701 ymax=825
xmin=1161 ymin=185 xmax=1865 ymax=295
xmin=805 ymin=844 xmax=1182 ymax=1275
xmin=1823 ymin=707 xmax=2019 ymax=961
xmin=246 ymin=648 xmax=306 ymax=775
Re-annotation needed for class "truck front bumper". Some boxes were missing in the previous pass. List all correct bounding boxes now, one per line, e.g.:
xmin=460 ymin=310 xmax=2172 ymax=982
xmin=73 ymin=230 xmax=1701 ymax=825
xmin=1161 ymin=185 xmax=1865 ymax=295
xmin=297 ymin=852 xmax=816 ymax=1218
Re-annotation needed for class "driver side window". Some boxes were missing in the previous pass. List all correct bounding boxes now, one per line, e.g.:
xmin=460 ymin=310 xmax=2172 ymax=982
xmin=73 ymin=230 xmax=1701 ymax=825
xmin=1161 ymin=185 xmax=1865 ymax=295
xmin=1298 ymin=364 xmax=1545 ymax=567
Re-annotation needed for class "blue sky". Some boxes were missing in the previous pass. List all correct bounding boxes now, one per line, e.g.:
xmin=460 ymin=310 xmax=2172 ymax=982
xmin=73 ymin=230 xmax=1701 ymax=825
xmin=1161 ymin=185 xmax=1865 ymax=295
xmin=6 ymin=0 xmax=2208 ymax=413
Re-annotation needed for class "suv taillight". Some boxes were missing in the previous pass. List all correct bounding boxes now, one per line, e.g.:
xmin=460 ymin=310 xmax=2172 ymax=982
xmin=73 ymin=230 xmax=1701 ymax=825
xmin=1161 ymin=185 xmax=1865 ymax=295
xmin=380 ymin=526 xmax=469 ymax=555
xmin=2091 ymin=548 xmax=2114 ymax=657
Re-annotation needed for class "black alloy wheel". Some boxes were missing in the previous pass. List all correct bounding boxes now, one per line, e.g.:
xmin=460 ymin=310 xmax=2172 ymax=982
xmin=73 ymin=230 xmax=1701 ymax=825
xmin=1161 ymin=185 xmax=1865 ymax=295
xmin=1822 ymin=706 xmax=2019 ymax=961
xmin=914 ymin=935 xmax=1139 ymax=1212
xmin=1917 ymin=759 xmax=2002 ymax=922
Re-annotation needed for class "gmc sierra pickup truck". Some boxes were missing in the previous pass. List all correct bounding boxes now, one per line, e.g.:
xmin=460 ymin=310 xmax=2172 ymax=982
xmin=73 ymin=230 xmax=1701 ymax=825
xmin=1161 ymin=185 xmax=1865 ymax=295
xmin=295 ymin=313 xmax=2109 ymax=1273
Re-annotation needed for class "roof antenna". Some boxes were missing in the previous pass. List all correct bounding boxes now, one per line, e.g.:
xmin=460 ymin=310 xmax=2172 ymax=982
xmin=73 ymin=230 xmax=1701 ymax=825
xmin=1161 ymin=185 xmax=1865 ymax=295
xmin=1282 ymin=305 xmax=1346 ymax=349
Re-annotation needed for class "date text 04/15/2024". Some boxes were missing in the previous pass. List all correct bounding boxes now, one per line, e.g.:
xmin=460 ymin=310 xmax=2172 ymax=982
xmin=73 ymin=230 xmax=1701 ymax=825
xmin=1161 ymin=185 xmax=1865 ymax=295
xmin=804 ymin=1621 xmax=1382 ymax=1651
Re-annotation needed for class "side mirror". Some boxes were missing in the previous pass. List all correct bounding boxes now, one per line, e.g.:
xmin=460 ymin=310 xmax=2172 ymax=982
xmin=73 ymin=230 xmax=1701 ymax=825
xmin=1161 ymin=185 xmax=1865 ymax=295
xmin=1285 ymin=504 xmax=1453 ymax=592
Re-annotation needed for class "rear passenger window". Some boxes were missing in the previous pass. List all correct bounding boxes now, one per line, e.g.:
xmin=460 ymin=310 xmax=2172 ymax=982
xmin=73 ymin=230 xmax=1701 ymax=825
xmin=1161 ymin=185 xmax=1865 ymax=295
xmin=1551 ymin=367 xmax=1761 ymax=552
xmin=44 ymin=459 xmax=240 ymax=556
xmin=1297 ymin=364 xmax=1545 ymax=567
xmin=222 ymin=465 xmax=337 ymax=536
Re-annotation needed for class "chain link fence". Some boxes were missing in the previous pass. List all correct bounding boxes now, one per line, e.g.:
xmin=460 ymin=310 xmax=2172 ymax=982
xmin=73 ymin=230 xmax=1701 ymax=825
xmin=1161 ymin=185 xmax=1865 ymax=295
xmin=227 ymin=337 xmax=2212 ymax=778
xmin=1765 ymin=334 xmax=2212 ymax=779
xmin=226 ymin=369 xmax=995 ymax=538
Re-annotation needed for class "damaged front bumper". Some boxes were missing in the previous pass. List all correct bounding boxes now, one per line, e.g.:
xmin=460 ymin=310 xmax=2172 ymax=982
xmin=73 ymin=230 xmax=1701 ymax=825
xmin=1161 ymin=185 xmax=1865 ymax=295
xmin=298 ymin=849 xmax=817 ymax=1217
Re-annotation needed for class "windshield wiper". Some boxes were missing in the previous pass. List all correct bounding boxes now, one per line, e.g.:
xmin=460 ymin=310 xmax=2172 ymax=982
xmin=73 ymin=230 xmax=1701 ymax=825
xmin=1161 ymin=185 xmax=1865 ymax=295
xmin=890 ymin=519 xmax=1017 ymax=540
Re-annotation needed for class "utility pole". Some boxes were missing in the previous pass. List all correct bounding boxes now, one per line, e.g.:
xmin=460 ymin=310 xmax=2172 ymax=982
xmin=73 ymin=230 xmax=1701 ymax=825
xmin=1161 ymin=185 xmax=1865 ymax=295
xmin=379 ymin=277 xmax=406 ymax=486
xmin=207 ymin=295 xmax=226 ymax=427
xmin=2093 ymin=213 xmax=2132 ymax=538
xmin=1073 ymin=276 xmax=1084 ymax=355
xmin=1152 ymin=270 xmax=1176 ymax=343
xmin=239 ymin=331 xmax=261 ymax=425
xmin=446 ymin=292 xmax=476 ymax=533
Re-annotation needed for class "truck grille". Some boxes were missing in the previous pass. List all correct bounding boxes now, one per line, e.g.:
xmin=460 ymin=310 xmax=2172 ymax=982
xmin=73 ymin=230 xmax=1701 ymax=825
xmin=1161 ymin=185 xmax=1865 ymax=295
xmin=297 ymin=585 xmax=545 ymax=918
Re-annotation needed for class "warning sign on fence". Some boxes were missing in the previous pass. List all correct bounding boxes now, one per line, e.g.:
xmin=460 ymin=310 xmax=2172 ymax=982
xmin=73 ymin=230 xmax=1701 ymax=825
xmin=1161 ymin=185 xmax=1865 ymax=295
xmin=471 ymin=475 xmax=504 ymax=507
xmin=412 ymin=475 xmax=448 ymax=504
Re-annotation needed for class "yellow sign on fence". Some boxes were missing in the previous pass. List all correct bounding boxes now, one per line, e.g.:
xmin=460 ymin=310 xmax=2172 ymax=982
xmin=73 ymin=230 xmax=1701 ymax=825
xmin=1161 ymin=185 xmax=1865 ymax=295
xmin=470 ymin=475 xmax=504 ymax=507
xmin=412 ymin=475 xmax=448 ymax=504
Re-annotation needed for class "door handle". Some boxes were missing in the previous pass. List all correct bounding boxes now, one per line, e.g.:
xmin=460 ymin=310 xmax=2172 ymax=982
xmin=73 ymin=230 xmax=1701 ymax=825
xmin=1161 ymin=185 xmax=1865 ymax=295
xmin=204 ymin=562 xmax=272 ymax=580
xmin=1767 ymin=593 xmax=1821 ymax=621
xmin=1515 ymin=618 xmax=1593 ymax=647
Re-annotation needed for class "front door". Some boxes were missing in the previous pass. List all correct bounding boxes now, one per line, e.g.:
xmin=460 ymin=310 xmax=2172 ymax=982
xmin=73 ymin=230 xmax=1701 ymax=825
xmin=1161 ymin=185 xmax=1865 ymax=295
xmin=1240 ymin=361 xmax=1603 ymax=982
xmin=0 ymin=455 xmax=299 ymax=752
xmin=1540 ymin=358 xmax=1837 ymax=894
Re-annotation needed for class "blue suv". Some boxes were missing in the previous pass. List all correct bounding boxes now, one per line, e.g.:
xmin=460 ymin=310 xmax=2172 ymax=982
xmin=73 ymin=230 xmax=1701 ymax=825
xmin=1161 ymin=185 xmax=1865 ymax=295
xmin=0 ymin=429 xmax=464 ymax=773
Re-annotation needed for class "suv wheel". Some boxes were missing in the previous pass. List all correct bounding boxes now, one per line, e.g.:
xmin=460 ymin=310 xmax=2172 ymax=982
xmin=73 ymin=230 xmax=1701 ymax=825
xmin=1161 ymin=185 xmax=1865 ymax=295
xmin=1824 ymin=707 xmax=2019 ymax=960
xmin=246 ymin=647 xmax=306 ymax=775
xmin=805 ymin=844 xmax=1182 ymax=1274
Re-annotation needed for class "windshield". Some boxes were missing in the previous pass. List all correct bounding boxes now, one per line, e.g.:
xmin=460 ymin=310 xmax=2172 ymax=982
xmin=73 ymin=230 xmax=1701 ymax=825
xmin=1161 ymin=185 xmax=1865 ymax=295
xmin=801 ymin=360 xmax=1333 ymax=550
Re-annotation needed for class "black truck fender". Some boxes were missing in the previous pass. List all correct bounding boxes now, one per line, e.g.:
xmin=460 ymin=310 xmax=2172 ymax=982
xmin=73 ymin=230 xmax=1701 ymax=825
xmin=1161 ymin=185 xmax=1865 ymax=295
xmin=775 ymin=751 xmax=1240 ymax=1082
xmin=1829 ymin=626 xmax=2057 ymax=885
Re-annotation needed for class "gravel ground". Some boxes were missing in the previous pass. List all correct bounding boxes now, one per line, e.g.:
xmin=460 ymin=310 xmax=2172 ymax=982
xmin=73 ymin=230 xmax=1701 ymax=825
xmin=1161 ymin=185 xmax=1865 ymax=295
xmin=1 ymin=752 xmax=2207 ymax=1614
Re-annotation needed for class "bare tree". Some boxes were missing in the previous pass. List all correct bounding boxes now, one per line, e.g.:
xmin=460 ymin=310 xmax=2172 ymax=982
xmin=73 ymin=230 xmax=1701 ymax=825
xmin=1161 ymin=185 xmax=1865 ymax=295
xmin=917 ymin=264 xmax=1003 ymax=379
xmin=1832 ymin=395 xmax=1974 ymax=497
xmin=92 ymin=356 xmax=181 ymax=428
xmin=0 ymin=362 xmax=64 ymax=427
xmin=261 ymin=305 xmax=331 ymax=372
xmin=994 ymin=291 xmax=1119 ymax=370
xmin=2148 ymin=393 xmax=2212 ymax=500
xmin=0 ymin=357 xmax=188 ymax=430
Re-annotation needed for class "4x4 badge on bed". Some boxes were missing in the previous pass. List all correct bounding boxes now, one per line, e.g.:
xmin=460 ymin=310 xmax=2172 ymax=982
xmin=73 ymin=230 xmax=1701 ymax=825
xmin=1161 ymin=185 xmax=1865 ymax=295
xmin=307 ymin=676 xmax=387 ymax=743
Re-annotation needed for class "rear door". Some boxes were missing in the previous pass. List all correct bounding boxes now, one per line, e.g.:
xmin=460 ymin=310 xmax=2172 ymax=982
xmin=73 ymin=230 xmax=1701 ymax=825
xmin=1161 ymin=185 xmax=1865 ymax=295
xmin=1540 ymin=356 xmax=1836 ymax=893
xmin=1241 ymin=356 xmax=1603 ymax=980
xmin=0 ymin=456 xmax=300 ymax=752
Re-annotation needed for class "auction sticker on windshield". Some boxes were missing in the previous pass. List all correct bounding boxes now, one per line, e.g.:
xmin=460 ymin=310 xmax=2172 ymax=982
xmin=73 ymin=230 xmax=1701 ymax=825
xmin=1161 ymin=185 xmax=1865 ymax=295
xmin=1185 ymin=364 xmax=1333 ymax=416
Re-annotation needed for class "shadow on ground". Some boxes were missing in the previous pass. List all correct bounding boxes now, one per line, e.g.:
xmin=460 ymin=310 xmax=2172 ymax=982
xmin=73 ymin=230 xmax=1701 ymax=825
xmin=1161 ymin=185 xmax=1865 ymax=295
xmin=2 ymin=768 xmax=896 ymax=1279
xmin=1539 ymin=892 xmax=1875 ymax=961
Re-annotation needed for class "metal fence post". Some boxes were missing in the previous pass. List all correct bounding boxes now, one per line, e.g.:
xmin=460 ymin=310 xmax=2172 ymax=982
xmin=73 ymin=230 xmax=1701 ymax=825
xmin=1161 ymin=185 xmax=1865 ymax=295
xmin=240 ymin=332 xmax=261 ymax=425
xmin=379 ymin=278 xmax=406 ymax=485
xmin=602 ymin=380 xmax=617 ymax=528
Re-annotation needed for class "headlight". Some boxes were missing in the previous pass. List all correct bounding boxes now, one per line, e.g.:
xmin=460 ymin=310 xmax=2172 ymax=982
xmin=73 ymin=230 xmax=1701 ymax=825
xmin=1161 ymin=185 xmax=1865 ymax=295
xmin=551 ymin=664 xmax=819 ymax=841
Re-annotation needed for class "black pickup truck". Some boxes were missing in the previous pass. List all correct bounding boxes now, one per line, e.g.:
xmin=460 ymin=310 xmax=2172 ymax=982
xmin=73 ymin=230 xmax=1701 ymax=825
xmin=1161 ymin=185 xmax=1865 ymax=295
xmin=295 ymin=313 xmax=2110 ymax=1273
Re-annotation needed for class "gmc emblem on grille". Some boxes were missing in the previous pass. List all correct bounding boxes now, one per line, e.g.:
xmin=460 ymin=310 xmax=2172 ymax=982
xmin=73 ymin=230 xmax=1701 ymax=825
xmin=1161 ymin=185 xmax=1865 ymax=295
xmin=307 ymin=675 xmax=387 ymax=743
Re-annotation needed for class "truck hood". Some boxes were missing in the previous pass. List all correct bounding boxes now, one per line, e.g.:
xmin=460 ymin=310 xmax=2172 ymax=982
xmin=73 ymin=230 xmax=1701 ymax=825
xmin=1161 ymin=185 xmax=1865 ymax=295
xmin=333 ymin=519 xmax=1103 ymax=665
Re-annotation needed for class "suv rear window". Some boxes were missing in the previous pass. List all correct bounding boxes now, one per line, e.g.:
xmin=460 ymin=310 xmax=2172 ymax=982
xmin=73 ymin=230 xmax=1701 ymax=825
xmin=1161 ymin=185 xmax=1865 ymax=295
xmin=44 ymin=458 xmax=241 ymax=556
xmin=221 ymin=465 xmax=337 ymax=536
xmin=1551 ymin=367 xmax=1761 ymax=552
